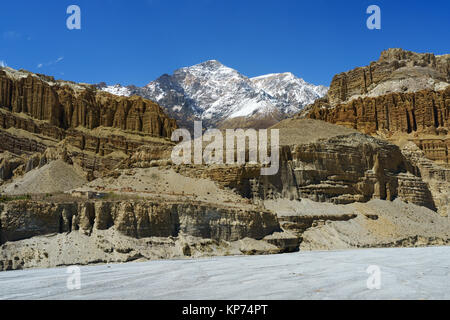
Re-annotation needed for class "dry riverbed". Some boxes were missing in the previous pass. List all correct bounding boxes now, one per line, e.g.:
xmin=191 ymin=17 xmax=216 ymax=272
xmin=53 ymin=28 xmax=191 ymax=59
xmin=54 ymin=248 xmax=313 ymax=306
xmin=0 ymin=246 xmax=449 ymax=300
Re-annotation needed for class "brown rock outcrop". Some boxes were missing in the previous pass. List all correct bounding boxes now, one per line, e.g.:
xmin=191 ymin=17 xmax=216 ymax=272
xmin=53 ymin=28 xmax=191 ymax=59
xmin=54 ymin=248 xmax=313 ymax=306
xmin=0 ymin=153 xmax=24 ymax=181
xmin=401 ymin=142 xmax=450 ymax=216
xmin=304 ymin=88 xmax=450 ymax=166
xmin=173 ymin=120 xmax=437 ymax=211
xmin=305 ymin=87 xmax=449 ymax=136
xmin=0 ymin=130 xmax=49 ymax=156
xmin=0 ymin=68 xmax=178 ymax=180
xmin=327 ymin=48 xmax=449 ymax=105
xmin=413 ymin=137 xmax=450 ymax=166
xmin=262 ymin=134 xmax=435 ymax=210
xmin=0 ymin=68 xmax=177 ymax=138
xmin=0 ymin=200 xmax=280 ymax=245
xmin=302 ymin=49 xmax=450 ymax=166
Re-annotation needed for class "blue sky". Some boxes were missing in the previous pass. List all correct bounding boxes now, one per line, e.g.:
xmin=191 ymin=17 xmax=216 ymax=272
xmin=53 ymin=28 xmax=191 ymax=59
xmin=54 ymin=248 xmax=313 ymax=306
xmin=1 ymin=0 xmax=449 ymax=86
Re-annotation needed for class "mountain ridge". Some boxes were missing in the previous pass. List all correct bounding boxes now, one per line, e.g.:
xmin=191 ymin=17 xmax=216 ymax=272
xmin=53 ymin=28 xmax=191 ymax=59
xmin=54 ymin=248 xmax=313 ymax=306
xmin=97 ymin=60 xmax=328 ymax=129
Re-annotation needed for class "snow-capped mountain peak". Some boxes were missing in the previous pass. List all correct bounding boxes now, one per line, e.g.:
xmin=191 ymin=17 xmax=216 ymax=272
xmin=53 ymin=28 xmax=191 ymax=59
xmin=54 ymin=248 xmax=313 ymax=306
xmin=251 ymin=72 xmax=328 ymax=114
xmin=98 ymin=61 xmax=328 ymax=128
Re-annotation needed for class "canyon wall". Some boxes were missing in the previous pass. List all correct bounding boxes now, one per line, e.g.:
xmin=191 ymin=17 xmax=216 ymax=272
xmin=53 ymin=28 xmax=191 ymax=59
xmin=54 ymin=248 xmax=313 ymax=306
xmin=327 ymin=48 xmax=450 ymax=105
xmin=305 ymin=88 xmax=449 ymax=135
xmin=0 ymin=69 xmax=177 ymax=138
xmin=401 ymin=142 xmax=450 ymax=216
xmin=0 ymin=69 xmax=178 ymax=179
xmin=302 ymin=49 xmax=450 ymax=166
xmin=304 ymin=88 xmax=450 ymax=165
xmin=171 ymin=130 xmax=437 ymax=211
xmin=0 ymin=200 xmax=280 ymax=245
xmin=0 ymin=200 xmax=294 ymax=271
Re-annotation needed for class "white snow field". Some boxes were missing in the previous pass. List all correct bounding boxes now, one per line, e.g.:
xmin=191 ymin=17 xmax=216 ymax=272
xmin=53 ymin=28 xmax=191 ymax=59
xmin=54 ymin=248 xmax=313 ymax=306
xmin=0 ymin=246 xmax=449 ymax=300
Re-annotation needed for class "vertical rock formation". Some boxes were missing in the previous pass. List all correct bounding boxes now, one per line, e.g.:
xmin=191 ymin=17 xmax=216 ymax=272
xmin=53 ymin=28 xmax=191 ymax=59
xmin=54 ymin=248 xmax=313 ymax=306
xmin=0 ymin=200 xmax=281 ymax=244
xmin=327 ymin=48 xmax=449 ymax=105
xmin=168 ymin=119 xmax=438 ymax=211
xmin=0 ymin=68 xmax=177 ymax=138
xmin=305 ymin=88 xmax=449 ymax=135
xmin=402 ymin=142 xmax=450 ymax=216
xmin=301 ymin=49 xmax=450 ymax=166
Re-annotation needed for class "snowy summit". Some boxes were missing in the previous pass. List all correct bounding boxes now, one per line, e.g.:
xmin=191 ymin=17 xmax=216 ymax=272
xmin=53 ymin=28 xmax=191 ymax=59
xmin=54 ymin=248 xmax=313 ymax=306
xmin=98 ymin=60 xmax=328 ymax=128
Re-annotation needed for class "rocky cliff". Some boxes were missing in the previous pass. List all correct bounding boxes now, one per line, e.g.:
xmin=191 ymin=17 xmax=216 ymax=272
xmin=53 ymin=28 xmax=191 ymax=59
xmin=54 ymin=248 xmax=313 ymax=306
xmin=327 ymin=48 xmax=449 ymax=105
xmin=0 ymin=68 xmax=177 ymax=138
xmin=0 ymin=200 xmax=280 ymax=245
xmin=0 ymin=199 xmax=292 ymax=270
xmin=301 ymin=49 xmax=450 ymax=166
xmin=0 ymin=67 xmax=179 ymax=180
xmin=401 ymin=142 xmax=450 ymax=216
xmin=168 ymin=119 xmax=438 ymax=212
xmin=305 ymin=88 xmax=449 ymax=135
xmin=1 ymin=59 xmax=449 ymax=271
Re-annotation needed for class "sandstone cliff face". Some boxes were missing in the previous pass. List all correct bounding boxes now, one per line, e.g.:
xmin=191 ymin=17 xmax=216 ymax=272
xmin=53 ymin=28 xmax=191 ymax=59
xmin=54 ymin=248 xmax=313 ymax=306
xmin=413 ymin=137 xmax=450 ymax=166
xmin=0 ymin=153 xmax=25 ymax=181
xmin=0 ymin=104 xmax=176 ymax=180
xmin=401 ymin=142 xmax=450 ymax=216
xmin=0 ymin=200 xmax=280 ymax=245
xmin=327 ymin=48 xmax=449 ymax=105
xmin=302 ymin=49 xmax=450 ymax=166
xmin=305 ymin=88 xmax=449 ymax=135
xmin=0 ymin=68 xmax=178 ymax=179
xmin=304 ymin=88 xmax=450 ymax=165
xmin=297 ymin=199 xmax=450 ymax=251
xmin=258 ymin=134 xmax=435 ymax=210
xmin=173 ymin=124 xmax=437 ymax=211
xmin=0 ymin=68 xmax=177 ymax=138
xmin=0 ymin=130 xmax=49 ymax=156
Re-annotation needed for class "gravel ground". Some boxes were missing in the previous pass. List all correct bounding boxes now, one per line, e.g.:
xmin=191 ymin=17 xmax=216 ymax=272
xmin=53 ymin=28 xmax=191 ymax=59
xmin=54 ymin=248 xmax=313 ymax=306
xmin=1 ymin=160 xmax=86 ymax=195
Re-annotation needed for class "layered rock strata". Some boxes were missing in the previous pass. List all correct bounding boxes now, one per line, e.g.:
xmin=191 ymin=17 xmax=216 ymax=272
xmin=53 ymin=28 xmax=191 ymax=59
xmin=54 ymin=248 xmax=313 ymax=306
xmin=305 ymin=88 xmax=449 ymax=136
xmin=401 ymin=142 xmax=450 ymax=216
xmin=0 ymin=200 xmax=280 ymax=245
xmin=0 ymin=68 xmax=177 ymax=137
xmin=167 ymin=126 xmax=437 ymax=211
xmin=0 ymin=199 xmax=291 ymax=270
xmin=327 ymin=48 xmax=449 ymax=105
xmin=301 ymin=49 xmax=450 ymax=165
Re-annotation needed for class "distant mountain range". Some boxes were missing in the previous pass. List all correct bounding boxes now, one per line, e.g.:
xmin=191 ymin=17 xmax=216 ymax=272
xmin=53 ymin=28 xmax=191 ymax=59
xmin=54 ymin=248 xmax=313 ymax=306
xmin=95 ymin=60 xmax=327 ymax=129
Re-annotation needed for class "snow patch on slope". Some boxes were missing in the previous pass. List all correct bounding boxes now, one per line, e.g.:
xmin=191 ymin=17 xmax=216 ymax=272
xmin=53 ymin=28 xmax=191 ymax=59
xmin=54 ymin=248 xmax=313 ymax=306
xmin=101 ymin=84 xmax=132 ymax=97
xmin=251 ymin=72 xmax=328 ymax=114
